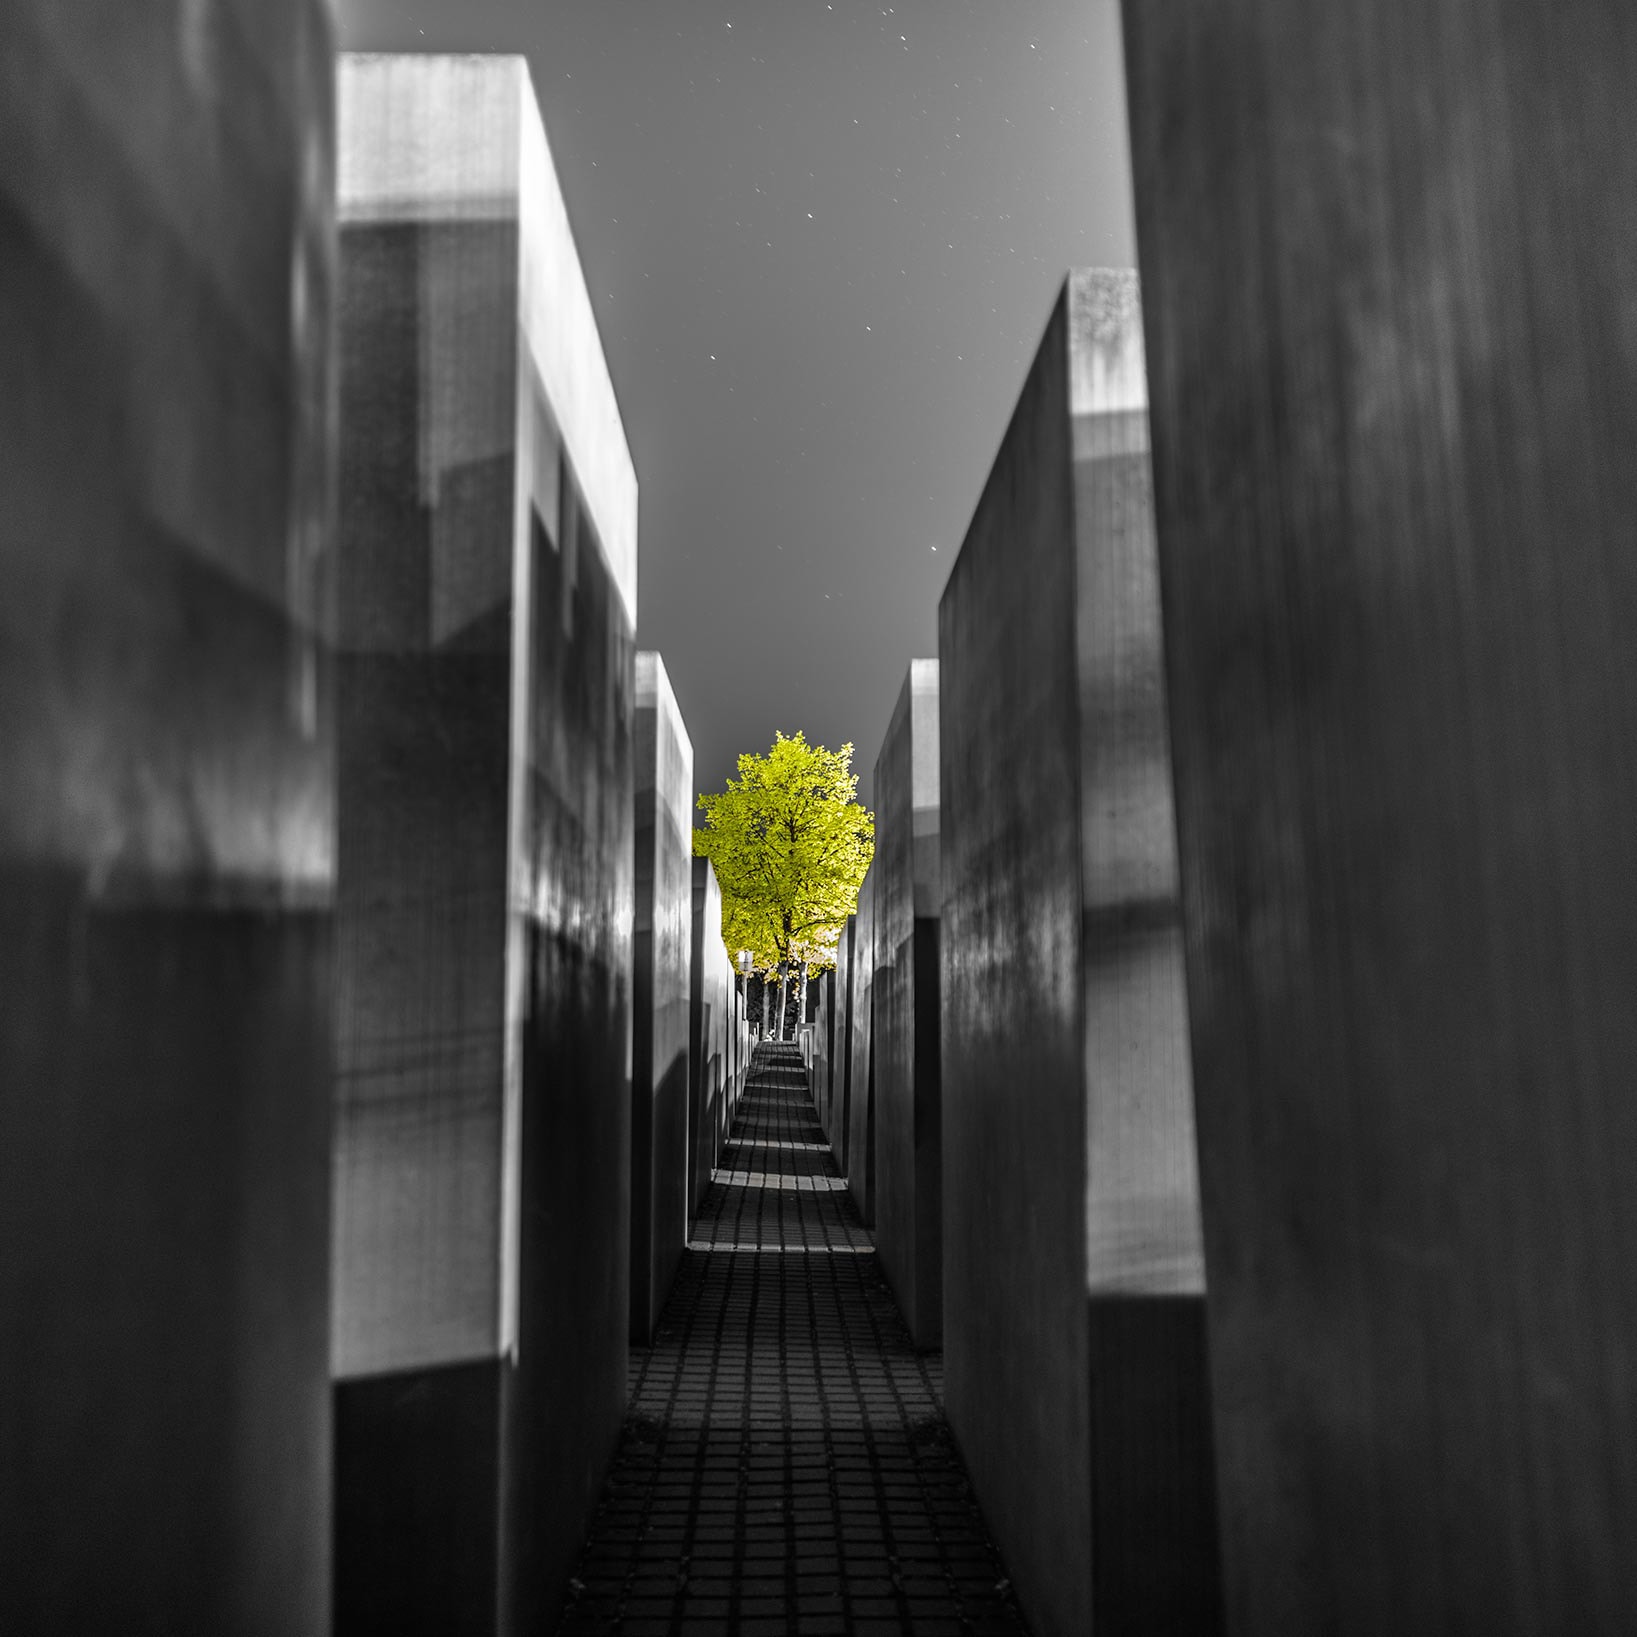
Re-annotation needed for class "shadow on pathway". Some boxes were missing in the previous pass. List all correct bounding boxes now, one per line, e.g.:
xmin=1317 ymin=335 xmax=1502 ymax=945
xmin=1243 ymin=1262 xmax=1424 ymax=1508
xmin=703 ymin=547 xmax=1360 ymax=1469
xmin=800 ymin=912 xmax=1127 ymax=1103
xmin=556 ymin=1042 xmax=1031 ymax=1635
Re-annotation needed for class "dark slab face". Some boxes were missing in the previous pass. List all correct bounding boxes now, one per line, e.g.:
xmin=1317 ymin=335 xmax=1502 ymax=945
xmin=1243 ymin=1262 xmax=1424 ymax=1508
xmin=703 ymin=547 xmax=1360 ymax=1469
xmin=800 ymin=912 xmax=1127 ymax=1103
xmin=510 ymin=491 xmax=634 ymax=1631
xmin=1124 ymin=6 xmax=1637 ymax=1632
xmin=334 ymin=1360 xmax=505 ymax=1636
xmin=939 ymin=273 xmax=1221 ymax=1637
xmin=940 ymin=292 xmax=1092 ymax=1637
xmin=0 ymin=5 xmax=336 ymax=1631
xmin=630 ymin=653 xmax=694 ymax=1343
xmin=872 ymin=662 xmax=944 ymax=1348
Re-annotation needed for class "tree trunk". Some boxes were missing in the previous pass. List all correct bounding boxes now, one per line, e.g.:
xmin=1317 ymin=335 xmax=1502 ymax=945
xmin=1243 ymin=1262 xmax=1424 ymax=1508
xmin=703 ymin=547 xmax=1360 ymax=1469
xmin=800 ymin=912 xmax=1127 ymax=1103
xmin=761 ymin=974 xmax=772 ymax=1038
xmin=796 ymin=965 xmax=809 ymax=1040
xmin=775 ymin=964 xmax=791 ymax=1042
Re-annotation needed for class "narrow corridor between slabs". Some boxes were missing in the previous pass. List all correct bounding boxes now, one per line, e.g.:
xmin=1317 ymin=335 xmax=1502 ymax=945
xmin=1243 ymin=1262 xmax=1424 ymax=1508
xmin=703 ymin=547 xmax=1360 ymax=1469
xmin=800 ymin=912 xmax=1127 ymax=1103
xmin=556 ymin=1043 xmax=1030 ymax=1637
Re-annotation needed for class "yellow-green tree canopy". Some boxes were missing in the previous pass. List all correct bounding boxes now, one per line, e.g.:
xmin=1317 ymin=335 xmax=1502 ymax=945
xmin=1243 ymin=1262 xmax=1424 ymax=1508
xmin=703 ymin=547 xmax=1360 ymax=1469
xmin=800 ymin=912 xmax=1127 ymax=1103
xmin=694 ymin=731 xmax=874 ymax=974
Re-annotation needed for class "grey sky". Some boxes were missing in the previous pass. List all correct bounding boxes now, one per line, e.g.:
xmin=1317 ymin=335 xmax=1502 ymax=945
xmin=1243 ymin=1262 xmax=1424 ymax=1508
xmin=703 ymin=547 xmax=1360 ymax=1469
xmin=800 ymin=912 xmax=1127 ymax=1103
xmin=336 ymin=0 xmax=1136 ymax=807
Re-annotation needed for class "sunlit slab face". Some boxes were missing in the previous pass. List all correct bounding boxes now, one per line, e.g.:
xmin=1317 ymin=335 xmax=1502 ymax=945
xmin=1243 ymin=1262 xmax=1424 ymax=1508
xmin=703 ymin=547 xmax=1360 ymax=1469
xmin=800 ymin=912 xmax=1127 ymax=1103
xmin=1067 ymin=268 xmax=1205 ymax=1304
xmin=331 ymin=52 xmax=639 ymax=1378
xmin=338 ymin=53 xmax=636 ymax=629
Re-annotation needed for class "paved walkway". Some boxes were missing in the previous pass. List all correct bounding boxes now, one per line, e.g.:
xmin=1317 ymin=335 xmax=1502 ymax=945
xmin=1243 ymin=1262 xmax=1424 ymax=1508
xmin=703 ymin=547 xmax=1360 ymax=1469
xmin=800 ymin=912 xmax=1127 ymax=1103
xmin=556 ymin=1043 xmax=1030 ymax=1636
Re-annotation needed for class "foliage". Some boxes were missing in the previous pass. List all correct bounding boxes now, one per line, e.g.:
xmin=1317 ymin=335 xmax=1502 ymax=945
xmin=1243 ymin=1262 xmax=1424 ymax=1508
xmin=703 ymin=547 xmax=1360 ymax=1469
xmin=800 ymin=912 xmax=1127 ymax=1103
xmin=694 ymin=731 xmax=873 ymax=975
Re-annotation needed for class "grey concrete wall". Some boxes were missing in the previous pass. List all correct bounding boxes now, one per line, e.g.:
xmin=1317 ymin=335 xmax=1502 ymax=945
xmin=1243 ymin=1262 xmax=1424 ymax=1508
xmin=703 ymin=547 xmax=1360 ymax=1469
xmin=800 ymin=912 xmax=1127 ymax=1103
xmin=1069 ymin=274 xmax=1220 ymax=1635
xmin=724 ymin=970 xmax=738 ymax=1139
xmin=331 ymin=55 xmax=636 ymax=1635
xmin=873 ymin=661 xmax=944 ymax=1347
xmin=1124 ymin=7 xmax=1637 ymax=1632
xmin=824 ymin=966 xmax=838 ymax=1128
xmin=719 ymin=913 xmax=737 ymax=1149
xmin=845 ymin=872 xmax=877 ymax=1224
xmin=840 ymin=917 xmax=856 ymax=1165
xmin=724 ymin=978 xmax=740 ymax=1132
xmin=632 ymin=652 xmax=693 ymax=1341
xmin=689 ymin=856 xmax=728 ymax=1212
xmin=730 ymin=982 xmax=749 ymax=1123
xmin=812 ymin=967 xmax=836 ymax=1137
xmin=809 ymin=967 xmax=825 ymax=1122
xmin=939 ymin=271 xmax=1220 ymax=1637
xmin=826 ymin=916 xmax=857 ymax=1159
xmin=0 ymin=6 xmax=336 ymax=1631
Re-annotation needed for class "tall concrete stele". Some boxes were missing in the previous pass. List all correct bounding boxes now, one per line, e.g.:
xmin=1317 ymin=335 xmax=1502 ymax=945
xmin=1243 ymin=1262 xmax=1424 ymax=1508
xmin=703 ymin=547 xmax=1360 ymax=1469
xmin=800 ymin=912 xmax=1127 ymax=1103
xmin=938 ymin=270 xmax=1223 ymax=1637
xmin=871 ymin=660 xmax=944 ymax=1348
xmin=0 ymin=5 xmax=336 ymax=1631
xmin=829 ymin=913 xmax=858 ymax=1162
xmin=631 ymin=652 xmax=694 ymax=1345
xmin=845 ymin=866 xmax=878 ymax=1224
xmin=689 ymin=857 xmax=734 ymax=1209
xmin=332 ymin=55 xmax=638 ymax=1634
xmin=810 ymin=966 xmax=837 ymax=1147
xmin=1124 ymin=5 xmax=1637 ymax=1631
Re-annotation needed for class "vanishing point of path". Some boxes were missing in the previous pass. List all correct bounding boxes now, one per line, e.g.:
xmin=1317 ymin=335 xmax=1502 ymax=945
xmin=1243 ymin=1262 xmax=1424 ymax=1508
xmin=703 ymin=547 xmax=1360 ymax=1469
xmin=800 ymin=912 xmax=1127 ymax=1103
xmin=557 ymin=1043 xmax=1031 ymax=1636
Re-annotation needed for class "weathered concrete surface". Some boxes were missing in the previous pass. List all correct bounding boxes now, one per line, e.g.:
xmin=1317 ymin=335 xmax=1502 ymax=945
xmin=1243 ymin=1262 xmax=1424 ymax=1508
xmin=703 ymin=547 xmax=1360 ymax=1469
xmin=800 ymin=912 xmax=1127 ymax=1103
xmin=811 ymin=967 xmax=837 ymax=1141
xmin=689 ymin=857 xmax=729 ymax=1212
xmin=825 ymin=916 xmax=857 ymax=1160
xmin=332 ymin=55 xmax=635 ymax=1635
xmin=0 ymin=7 xmax=335 ymax=1632
xmin=939 ymin=271 xmax=1221 ymax=1637
xmin=632 ymin=652 xmax=694 ymax=1340
xmin=1123 ymin=8 xmax=1637 ymax=1632
xmin=845 ymin=871 xmax=878 ymax=1225
xmin=722 ymin=967 xmax=740 ymax=1144
xmin=873 ymin=661 xmax=944 ymax=1348
xmin=725 ymin=979 xmax=748 ymax=1135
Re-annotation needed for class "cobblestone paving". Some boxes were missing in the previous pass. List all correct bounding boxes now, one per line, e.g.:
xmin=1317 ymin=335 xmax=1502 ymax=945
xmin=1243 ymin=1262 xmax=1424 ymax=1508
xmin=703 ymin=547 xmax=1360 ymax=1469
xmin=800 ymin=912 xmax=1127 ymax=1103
xmin=556 ymin=1043 xmax=1030 ymax=1636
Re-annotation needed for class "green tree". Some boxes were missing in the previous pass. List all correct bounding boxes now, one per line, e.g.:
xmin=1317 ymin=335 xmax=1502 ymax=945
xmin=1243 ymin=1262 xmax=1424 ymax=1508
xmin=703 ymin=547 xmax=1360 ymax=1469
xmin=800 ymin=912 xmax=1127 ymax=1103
xmin=694 ymin=731 xmax=874 ymax=1040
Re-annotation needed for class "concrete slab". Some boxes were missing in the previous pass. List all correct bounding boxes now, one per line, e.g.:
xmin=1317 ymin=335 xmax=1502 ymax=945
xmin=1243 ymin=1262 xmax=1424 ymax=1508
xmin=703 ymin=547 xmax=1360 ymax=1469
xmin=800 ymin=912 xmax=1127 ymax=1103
xmin=1123 ymin=6 xmax=1637 ymax=1629
xmin=0 ymin=4 xmax=336 ymax=1628
xmin=873 ymin=661 xmax=944 ymax=1347
xmin=811 ymin=966 xmax=837 ymax=1141
xmin=827 ymin=916 xmax=857 ymax=1160
xmin=734 ymin=984 xmax=750 ymax=1121
xmin=845 ymin=871 xmax=878 ymax=1225
xmin=632 ymin=651 xmax=694 ymax=1341
xmin=939 ymin=270 xmax=1221 ymax=1636
xmin=689 ymin=857 xmax=728 ymax=1212
xmin=332 ymin=53 xmax=636 ymax=1634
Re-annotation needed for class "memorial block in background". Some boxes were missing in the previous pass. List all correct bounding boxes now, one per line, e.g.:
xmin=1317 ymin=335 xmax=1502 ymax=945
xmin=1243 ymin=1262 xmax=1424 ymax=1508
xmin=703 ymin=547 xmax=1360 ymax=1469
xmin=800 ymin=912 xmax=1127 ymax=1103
xmin=1123 ymin=5 xmax=1637 ymax=1630
xmin=872 ymin=660 xmax=944 ymax=1348
xmin=726 ymin=981 xmax=748 ymax=1134
xmin=332 ymin=54 xmax=637 ymax=1635
xmin=825 ymin=915 xmax=857 ymax=1159
xmin=0 ymin=6 xmax=336 ymax=1631
xmin=632 ymin=652 xmax=694 ymax=1342
xmin=689 ymin=857 xmax=730 ymax=1212
xmin=811 ymin=967 xmax=837 ymax=1143
xmin=939 ymin=270 xmax=1221 ymax=1637
xmin=845 ymin=870 xmax=878 ymax=1225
